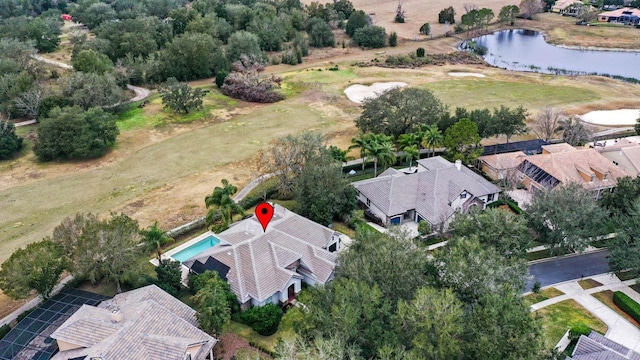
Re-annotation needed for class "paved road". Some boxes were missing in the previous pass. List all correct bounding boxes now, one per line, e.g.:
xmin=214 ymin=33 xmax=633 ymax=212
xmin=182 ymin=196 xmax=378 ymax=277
xmin=526 ymin=249 xmax=610 ymax=291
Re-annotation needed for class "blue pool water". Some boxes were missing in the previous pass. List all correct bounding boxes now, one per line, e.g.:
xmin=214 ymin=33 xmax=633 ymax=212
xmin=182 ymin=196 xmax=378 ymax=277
xmin=171 ymin=235 xmax=221 ymax=262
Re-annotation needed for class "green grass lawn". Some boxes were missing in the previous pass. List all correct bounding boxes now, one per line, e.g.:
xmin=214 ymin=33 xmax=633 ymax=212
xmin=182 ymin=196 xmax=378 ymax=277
xmin=223 ymin=313 xmax=296 ymax=353
xmin=524 ymin=287 xmax=565 ymax=307
xmin=422 ymin=80 xmax=600 ymax=110
xmin=535 ymin=299 xmax=608 ymax=349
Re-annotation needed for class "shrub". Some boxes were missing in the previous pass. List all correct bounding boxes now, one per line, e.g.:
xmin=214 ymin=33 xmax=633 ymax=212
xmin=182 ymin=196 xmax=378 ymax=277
xmin=389 ymin=32 xmax=398 ymax=47
xmin=419 ymin=23 xmax=431 ymax=35
xmin=418 ymin=220 xmax=431 ymax=235
xmin=438 ymin=6 xmax=455 ymax=24
xmin=568 ymin=324 xmax=592 ymax=341
xmin=215 ymin=70 xmax=229 ymax=89
xmin=532 ymin=281 xmax=541 ymax=294
xmin=221 ymin=56 xmax=284 ymax=103
xmin=240 ymin=303 xmax=283 ymax=336
xmin=17 ymin=309 xmax=32 ymax=322
xmin=454 ymin=24 xmax=464 ymax=34
xmin=346 ymin=10 xmax=368 ymax=37
xmin=0 ymin=121 xmax=23 ymax=160
xmin=613 ymin=291 xmax=640 ymax=323
xmin=0 ymin=324 xmax=10 ymax=340
xmin=416 ymin=47 xmax=425 ymax=58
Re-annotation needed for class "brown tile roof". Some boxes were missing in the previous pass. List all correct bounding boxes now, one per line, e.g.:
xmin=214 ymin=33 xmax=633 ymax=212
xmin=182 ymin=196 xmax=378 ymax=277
xmin=353 ymin=156 xmax=501 ymax=225
xmin=598 ymin=7 xmax=640 ymax=17
xmin=542 ymin=143 xmax=577 ymax=153
xmin=479 ymin=151 xmax=527 ymax=170
xmin=183 ymin=205 xmax=339 ymax=304
xmin=521 ymin=147 xmax=627 ymax=190
xmin=50 ymin=285 xmax=216 ymax=360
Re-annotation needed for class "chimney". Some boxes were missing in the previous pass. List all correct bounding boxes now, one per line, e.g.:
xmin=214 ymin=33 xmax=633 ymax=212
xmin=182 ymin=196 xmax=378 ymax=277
xmin=111 ymin=310 xmax=122 ymax=323
xmin=455 ymin=159 xmax=462 ymax=171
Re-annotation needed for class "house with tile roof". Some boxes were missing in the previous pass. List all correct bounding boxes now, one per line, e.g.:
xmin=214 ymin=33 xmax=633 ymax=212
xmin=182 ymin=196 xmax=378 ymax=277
xmin=569 ymin=331 xmax=640 ymax=360
xmin=478 ymin=151 xmax=527 ymax=181
xmin=50 ymin=285 xmax=217 ymax=360
xmin=594 ymin=139 xmax=640 ymax=177
xmin=516 ymin=143 xmax=628 ymax=197
xmin=351 ymin=156 xmax=501 ymax=231
xmin=182 ymin=204 xmax=344 ymax=310
xmin=598 ymin=7 xmax=640 ymax=24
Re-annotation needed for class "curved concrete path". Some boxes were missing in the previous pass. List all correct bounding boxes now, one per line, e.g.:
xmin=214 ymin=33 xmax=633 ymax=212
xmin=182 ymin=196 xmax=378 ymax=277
xmin=531 ymin=273 xmax=640 ymax=352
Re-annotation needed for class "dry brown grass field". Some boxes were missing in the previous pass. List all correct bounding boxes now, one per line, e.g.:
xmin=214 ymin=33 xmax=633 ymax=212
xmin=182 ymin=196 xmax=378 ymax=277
xmin=302 ymin=0 xmax=518 ymax=38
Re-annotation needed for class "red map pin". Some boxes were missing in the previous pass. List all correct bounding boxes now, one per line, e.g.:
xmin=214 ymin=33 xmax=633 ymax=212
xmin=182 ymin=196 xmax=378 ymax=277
xmin=255 ymin=202 xmax=274 ymax=232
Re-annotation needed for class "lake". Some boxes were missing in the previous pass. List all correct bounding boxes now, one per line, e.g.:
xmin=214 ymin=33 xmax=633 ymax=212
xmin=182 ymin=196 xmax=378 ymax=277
xmin=468 ymin=29 xmax=640 ymax=81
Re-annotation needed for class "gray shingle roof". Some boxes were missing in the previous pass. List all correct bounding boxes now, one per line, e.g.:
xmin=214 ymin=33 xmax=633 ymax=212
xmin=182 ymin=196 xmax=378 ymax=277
xmin=183 ymin=205 xmax=338 ymax=304
xmin=50 ymin=285 xmax=216 ymax=360
xmin=353 ymin=156 xmax=500 ymax=225
xmin=569 ymin=331 xmax=640 ymax=360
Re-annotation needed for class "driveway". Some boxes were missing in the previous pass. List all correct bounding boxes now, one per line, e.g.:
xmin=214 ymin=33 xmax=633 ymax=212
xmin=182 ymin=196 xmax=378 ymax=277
xmin=526 ymin=250 xmax=610 ymax=291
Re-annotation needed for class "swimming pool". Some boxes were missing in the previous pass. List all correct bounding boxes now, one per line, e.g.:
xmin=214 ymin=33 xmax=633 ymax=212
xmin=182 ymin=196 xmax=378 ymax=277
xmin=171 ymin=235 xmax=221 ymax=262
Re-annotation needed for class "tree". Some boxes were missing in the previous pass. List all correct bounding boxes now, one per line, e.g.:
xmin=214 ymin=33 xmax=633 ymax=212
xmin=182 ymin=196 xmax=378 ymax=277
xmin=275 ymin=334 xmax=363 ymax=360
xmin=293 ymin=154 xmax=358 ymax=225
xmin=0 ymin=120 xmax=24 ymax=160
xmin=258 ymin=131 xmax=325 ymax=196
xmin=161 ymin=32 xmax=222 ymax=81
xmin=531 ymin=106 xmax=564 ymax=142
xmin=52 ymin=213 xmax=104 ymax=284
xmin=438 ymin=6 xmax=456 ymax=24
xmin=71 ymin=49 xmax=114 ymax=74
xmin=221 ymin=55 xmax=284 ymax=103
xmin=59 ymin=72 xmax=124 ymax=110
xmin=140 ymin=222 xmax=173 ymax=262
xmin=608 ymin=198 xmax=640 ymax=279
xmin=192 ymin=273 xmax=232 ymax=335
xmin=403 ymin=145 xmax=419 ymax=169
xmin=600 ymin=176 xmax=640 ymax=216
xmin=519 ymin=0 xmax=544 ymax=19
xmin=76 ymin=2 xmax=117 ymax=29
xmin=25 ymin=16 xmax=62 ymax=52
xmin=356 ymin=87 xmax=446 ymax=139
xmin=0 ymin=240 xmax=66 ymax=299
xmin=388 ymin=31 xmax=398 ymax=47
xmin=464 ymin=289 xmax=544 ymax=359
xmin=478 ymin=8 xmax=495 ymax=30
xmin=308 ymin=19 xmax=335 ymax=47
xmin=158 ymin=78 xmax=205 ymax=114
xmin=98 ymin=213 xmax=142 ymax=293
xmin=560 ymin=117 xmax=593 ymax=146
xmin=434 ymin=237 xmax=528 ymax=304
xmin=248 ymin=14 xmax=288 ymax=52
xmin=337 ymin=228 xmax=434 ymax=305
xmin=395 ymin=287 xmax=464 ymax=359
xmin=394 ymin=0 xmax=405 ymax=23
xmin=443 ymin=118 xmax=482 ymax=164
xmin=346 ymin=10 xmax=368 ymax=36
xmin=448 ymin=208 xmax=532 ymax=258
xmin=499 ymin=5 xmax=520 ymax=25
xmin=227 ymin=30 xmax=263 ymax=63
xmin=34 ymin=106 xmax=119 ymax=161
xmin=421 ymin=124 xmax=443 ymax=157
xmin=353 ymin=25 xmax=386 ymax=49
xmin=527 ymin=182 xmax=607 ymax=253
xmin=577 ymin=5 xmax=598 ymax=23
xmin=419 ymin=23 xmax=431 ymax=35
xmin=14 ymin=85 xmax=44 ymax=120
xmin=154 ymin=259 xmax=181 ymax=296
xmin=349 ymin=133 xmax=370 ymax=170
xmin=328 ymin=145 xmax=349 ymax=164
xmin=169 ymin=7 xmax=198 ymax=35
xmin=205 ymin=179 xmax=245 ymax=230
xmin=365 ymin=134 xmax=396 ymax=177
xmin=461 ymin=9 xmax=480 ymax=34
xmin=492 ymin=105 xmax=528 ymax=143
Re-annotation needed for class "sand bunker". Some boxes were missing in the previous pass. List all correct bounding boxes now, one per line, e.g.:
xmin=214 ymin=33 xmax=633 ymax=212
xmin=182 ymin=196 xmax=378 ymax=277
xmin=344 ymin=82 xmax=407 ymax=104
xmin=580 ymin=109 xmax=640 ymax=126
xmin=448 ymin=72 xmax=486 ymax=78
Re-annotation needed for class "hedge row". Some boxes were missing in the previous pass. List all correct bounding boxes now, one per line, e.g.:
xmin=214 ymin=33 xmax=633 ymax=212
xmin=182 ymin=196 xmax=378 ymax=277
xmin=613 ymin=291 xmax=640 ymax=323
xmin=487 ymin=198 xmax=524 ymax=214
xmin=238 ymin=185 xmax=278 ymax=210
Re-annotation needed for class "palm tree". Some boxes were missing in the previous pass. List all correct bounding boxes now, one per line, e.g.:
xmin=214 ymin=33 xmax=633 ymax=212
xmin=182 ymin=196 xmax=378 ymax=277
xmin=205 ymin=179 xmax=245 ymax=229
xmin=403 ymin=144 xmax=419 ymax=169
xmin=140 ymin=222 xmax=174 ymax=263
xmin=367 ymin=135 xmax=397 ymax=177
xmin=422 ymin=124 xmax=444 ymax=158
xmin=397 ymin=132 xmax=421 ymax=150
xmin=349 ymin=133 xmax=371 ymax=170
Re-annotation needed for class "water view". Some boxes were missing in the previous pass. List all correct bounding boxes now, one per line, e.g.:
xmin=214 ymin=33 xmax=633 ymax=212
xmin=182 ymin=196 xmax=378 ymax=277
xmin=469 ymin=29 xmax=640 ymax=81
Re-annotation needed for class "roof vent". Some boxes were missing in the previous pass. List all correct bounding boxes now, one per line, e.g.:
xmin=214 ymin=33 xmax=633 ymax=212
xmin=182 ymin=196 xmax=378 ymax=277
xmin=110 ymin=310 xmax=122 ymax=323
xmin=455 ymin=160 xmax=462 ymax=171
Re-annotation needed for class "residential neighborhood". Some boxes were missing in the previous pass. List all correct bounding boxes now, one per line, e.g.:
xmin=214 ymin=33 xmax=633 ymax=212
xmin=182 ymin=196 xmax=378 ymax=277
xmin=2 ymin=0 xmax=640 ymax=359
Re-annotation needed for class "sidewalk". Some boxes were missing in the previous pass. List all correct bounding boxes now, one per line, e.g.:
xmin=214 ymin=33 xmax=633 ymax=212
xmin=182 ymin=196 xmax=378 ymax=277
xmin=530 ymin=273 xmax=640 ymax=352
